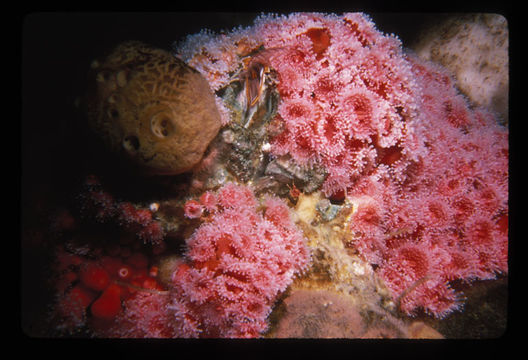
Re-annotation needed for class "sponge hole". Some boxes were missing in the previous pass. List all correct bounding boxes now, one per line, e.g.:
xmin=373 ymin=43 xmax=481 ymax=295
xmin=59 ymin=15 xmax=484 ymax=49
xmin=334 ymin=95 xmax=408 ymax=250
xmin=151 ymin=114 xmax=174 ymax=138
xmin=123 ymin=135 xmax=140 ymax=153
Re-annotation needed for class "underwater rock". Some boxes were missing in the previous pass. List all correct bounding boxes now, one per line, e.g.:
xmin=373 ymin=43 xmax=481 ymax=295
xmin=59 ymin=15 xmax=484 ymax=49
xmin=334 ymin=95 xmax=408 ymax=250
xmin=270 ymin=288 xmax=418 ymax=338
xmin=411 ymin=14 xmax=508 ymax=124
xmin=84 ymin=41 xmax=222 ymax=175
xmin=315 ymin=198 xmax=342 ymax=222
xmin=407 ymin=321 xmax=444 ymax=339
xmin=432 ymin=277 xmax=507 ymax=338
xmin=271 ymin=288 xmax=367 ymax=338
xmin=265 ymin=156 xmax=327 ymax=194
xmin=291 ymin=191 xmax=397 ymax=317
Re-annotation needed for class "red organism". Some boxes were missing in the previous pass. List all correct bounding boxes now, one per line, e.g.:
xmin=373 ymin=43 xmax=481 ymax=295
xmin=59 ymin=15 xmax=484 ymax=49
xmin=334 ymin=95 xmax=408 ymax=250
xmin=50 ymin=245 xmax=165 ymax=333
xmin=227 ymin=13 xmax=425 ymax=198
xmin=79 ymin=175 xmax=166 ymax=244
xmin=215 ymin=182 xmax=257 ymax=209
xmin=170 ymin=183 xmax=311 ymax=338
xmin=262 ymin=14 xmax=508 ymax=317
xmin=54 ymin=284 xmax=97 ymax=330
xmin=128 ymin=208 xmax=153 ymax=226
xmin=126 ymin=252 xmax=149 ymax=270
xmin=117 ymin=265 xmax=133 ymax=280
xmin=117 ymin=202 xmax=165 ymax=244
xmin=53 ymin=183 xmax=309 ymax=338
xmin=79 ymin=263 xmax=110 ymax=292
xmin=102 ymin=291 xmax=178 ymax=338
xmin=138 ymin=221 xmax=165 ymax=244
xmin=117 ymin=202 xmax=138 ymax=224
xmin=183 ymin=199 xmax=204 ymax=219
xmin=199 ymin=191 xmax=217 ymax=212
xmin=90 ymin=284 xmax=122 ymax=319
xmin=85 ymin=190 xmax=117 ymax=222
xmin=176 ymin=13 xmax=508 ymax=318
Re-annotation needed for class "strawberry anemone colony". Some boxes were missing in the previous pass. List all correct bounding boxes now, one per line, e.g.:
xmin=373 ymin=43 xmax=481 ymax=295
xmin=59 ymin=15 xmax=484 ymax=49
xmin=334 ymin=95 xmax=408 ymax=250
xmin=176 ymin=12 xmax=508 ymax=318
xmin=174 ymin=184 xmax=311 ymax=337
xmin=53 ymin=181 xmax=310 ymax=338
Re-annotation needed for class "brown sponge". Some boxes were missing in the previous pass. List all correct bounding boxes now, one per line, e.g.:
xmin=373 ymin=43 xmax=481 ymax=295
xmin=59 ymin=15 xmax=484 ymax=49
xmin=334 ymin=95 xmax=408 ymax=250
xmin=85 ymin=41 xmax=222 ymax=175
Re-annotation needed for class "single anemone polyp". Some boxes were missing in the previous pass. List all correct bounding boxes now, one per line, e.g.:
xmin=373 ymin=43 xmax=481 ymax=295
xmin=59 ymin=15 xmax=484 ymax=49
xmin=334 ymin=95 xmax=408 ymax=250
xmin=118 ymin=266 xmax=131 ymax=279
xmin=184 ymin=200 xmax=204 ymax=219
